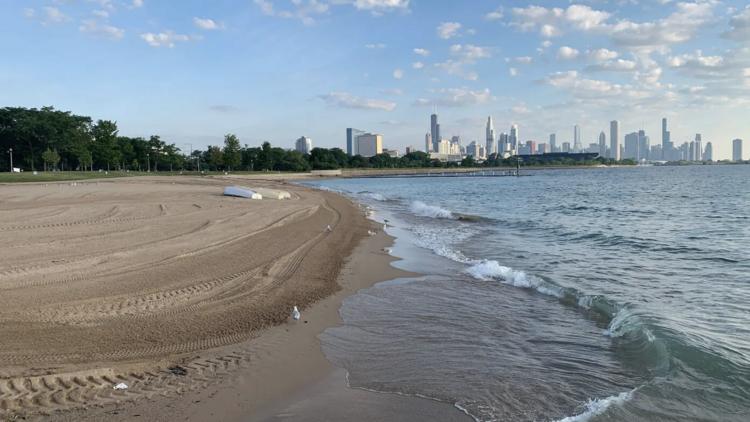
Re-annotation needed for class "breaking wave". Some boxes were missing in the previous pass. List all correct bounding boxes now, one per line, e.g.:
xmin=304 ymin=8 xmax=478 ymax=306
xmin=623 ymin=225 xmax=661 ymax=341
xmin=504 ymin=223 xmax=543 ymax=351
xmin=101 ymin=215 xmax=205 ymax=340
xmin=410 ymin=201 xmax=456 ymax=219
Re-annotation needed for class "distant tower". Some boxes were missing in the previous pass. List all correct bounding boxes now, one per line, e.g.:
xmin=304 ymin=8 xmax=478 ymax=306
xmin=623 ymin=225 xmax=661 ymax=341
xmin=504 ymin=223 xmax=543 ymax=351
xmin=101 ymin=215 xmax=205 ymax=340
xmin=599 ymin=131 xmax=606 ymax=157
xmin=610 ymin=120 xmax=621 ymax=160
xmin=733 ymin=139 xmax=743 ymax=161
xmin=430 ymin=108 xmax=440 ymax=152
xmin=486 ymin=117 xmax=497 ymax=156
xmin=509 ymin=125 xmax=519 ymax=153
xmin=549 ymin=134 xmax=556 ymax=151
xmin=574 ymin=125 xmax=582 ymax=152
xmin=662 ymin=118 xmax=671 ymax=160
xmin=425 ymin=133 xmax=432 ymax=152
xmin=695 ymin=134 xmax=702 ymax=161
xmin=704 ymin=142 xmax=713 ymax=161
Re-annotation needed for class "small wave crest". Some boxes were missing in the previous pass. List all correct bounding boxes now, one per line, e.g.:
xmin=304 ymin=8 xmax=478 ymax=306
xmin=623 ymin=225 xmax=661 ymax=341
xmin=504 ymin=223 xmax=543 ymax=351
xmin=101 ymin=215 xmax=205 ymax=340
xmin=361 ymin=192 xmax=388 ymax=202
xmin=410 ymin=201 xmax=456 ymax=219
xmin=554 ymin=389 xmax=635 ymax=422
xmin=466 ymin=261 xmax=563 ymax=298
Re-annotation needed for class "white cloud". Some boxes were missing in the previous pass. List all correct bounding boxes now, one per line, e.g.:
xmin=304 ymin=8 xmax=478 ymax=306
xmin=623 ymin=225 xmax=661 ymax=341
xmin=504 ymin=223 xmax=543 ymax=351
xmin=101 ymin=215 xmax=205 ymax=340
xmin=194 ymin=18 xmax=225 ymax=30
xmin=127 ymin=0 xmax=144 ymax=10
xmin=585 ymin=59 xmax=638 ymax=72
xmin=433 ymin=60 xmax=479 ymax=81
xmin=666 ymin=50 xmax=723 ymax=68
xmin=28 ymin=7 xmax=71 ymax=26
xmin=86 ymin=0 xmax=116 ymax=13
xmin=352 ymin=0 xmax=410 ymax=13
xmin=510 ymin=5 xmax=611 ymax=37
xmin=92 ymin=10 xmax=109 ymax=18
xmin=23 ymin=8 xmax=35 ymax=19
xmin=365 ymin=43 xmax=386 ymax=49
xmin=253 ymin=0 xmax=329 ymax=25
xmin=79 ymin=19 xmax=125 ymax=41
xmin=380 ymin=88 xmax=403 ymax=95
xmin=413 ymin=48 xmax=429 ymax=56
xmin=541 ymin=40 xmax=552 ymax=48
xmin=586 ymin=48 xmax=619 ymax=61
xmin=437 ymin=22 xmax=462 ymax=39
xmin=431 ymin=77 xmax=441 ymax=83
xmin=557 ymin=46 xmax=580 ymax=60
xmin=484 ymin=8 xmax=504 ymax=20
xmin=466 ymin=29 xmax=476 ymax=35
xmin=509 ymin=68 xmax=518 ymax=76
xmin=412 ymin=87 xmax=497 ymax=107
xmin=722 ymin=6 xmax=750 ymax=44
xmin=412 ymin=62 xmax=424 ymax=69
xmin=515 ymin=56 xmax=533 ymax=64
xmin=450 ymin=44 xmax=492 ymax=60
xmin=318 ymin=93 xmax=396 ymax=111
xmin=393 ymin=69 xmax=404 ymax=79
xmin=140 ymin=30 xmax=190 ymax=48
xmin=540 ymin=70 xmax=652 ymax=100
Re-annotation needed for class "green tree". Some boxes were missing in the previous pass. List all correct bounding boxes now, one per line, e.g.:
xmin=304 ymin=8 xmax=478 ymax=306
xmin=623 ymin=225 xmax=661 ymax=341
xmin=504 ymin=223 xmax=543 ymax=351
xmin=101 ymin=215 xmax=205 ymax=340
xmin=41 ymin=148 xmax=61 ymax=171
xmin=222 ymin=134 xmax=242 ymax=171
xmin=91 ymin=120 xmax=120 ymax=171
xmin=260 ymin=141 xmax=274 ymax=171
xmin=209 ymin=146 xmax=223 ymax=169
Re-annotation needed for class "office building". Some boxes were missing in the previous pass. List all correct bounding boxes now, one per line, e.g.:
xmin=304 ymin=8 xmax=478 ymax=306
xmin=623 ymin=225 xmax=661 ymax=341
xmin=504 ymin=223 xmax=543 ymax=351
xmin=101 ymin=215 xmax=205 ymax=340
xmin=430 ymin=110 xmax=441 ymax=153
xmin=599 ymin=131 xmax=606 ymax=158
xmin=406 ymin=146 xmax=414 ymax=154
xmin=550 ymin=134 xmax=557 ymax=151
xmin=466 ymin=141 xmax=481 ymax=158
xmin=587 ymin=143 xmax=599 ymax=153
xmin=662 ymin=118 xmax=671 ymax=160
xmin=695 ymin=134 xmax=702 ymax=161
xmin=651 ymin=145 xmax=662 ymax=160
xmin=624 ymin=133 xmax=639 ymax=160
xmin=537 ymin=143 xmax=547 ymax=154
xmin=703 ymin=142 xmax=713 ymax=161
xmin=562 ymin=142 xmax=571 ymax=153
xmin=526 ymin=141 xmax=536 ymax=155
xmin=638 ymin=130 xmax=649 ymax=161
xmin=689 ymin=141 xmax=696 ymax=162
xmin=573 ymin=125 xmax=582 ymax=152
xmin=509 ymin=125 xmax=519 ymax=153
xmin=499 ymin=133 xmax=509 ymax=153
xmin=425 ymin=133 xmax=432 ymax=152
xmin=346 ymin=128 xmax=365 ymax=156
xmin=486 ymin=117 xmax=496 ymax=156
xmin=357 ymin=133 xmax=383 ymax=157
xmin=733 ymin=139 xmax=743 ymax=161
xmin=438 ymin=139 xmax=451 ymax=154
xmin=383 ymin=149 xmax=401 ymax=158
xmin=295 ymin=136 xmax=312 ymax=155
xmin=610 ymin=120 xmax=621 ymax=160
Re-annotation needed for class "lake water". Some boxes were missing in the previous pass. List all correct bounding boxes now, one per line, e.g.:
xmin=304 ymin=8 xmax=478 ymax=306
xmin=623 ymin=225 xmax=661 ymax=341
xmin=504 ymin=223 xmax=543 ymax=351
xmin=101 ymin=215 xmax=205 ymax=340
xmin=302 ymin=165 xmax=750 ymax=422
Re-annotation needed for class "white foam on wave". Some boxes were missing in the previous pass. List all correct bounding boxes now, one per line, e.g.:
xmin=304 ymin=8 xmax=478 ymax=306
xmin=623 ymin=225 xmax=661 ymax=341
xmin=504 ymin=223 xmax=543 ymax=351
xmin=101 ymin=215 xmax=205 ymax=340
xmin=603 ymin=307 xmax=639 ymax=338
xmin=465 ymin=260 xmax=564 ymax=298
xmin=554 ymin=390 xmax=634 ymax=422
xmin=362 ymin=192 xmax=388 ymax=202
xmin=410 ymin=201 xmax=456 ymax=219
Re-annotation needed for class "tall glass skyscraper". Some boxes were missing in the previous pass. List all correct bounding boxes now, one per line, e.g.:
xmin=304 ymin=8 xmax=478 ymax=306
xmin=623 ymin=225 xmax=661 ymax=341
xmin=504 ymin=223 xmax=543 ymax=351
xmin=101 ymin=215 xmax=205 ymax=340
xmin=486 ymin=117 xmax=496 ymax=156
xmin=431 ymin=110 xmax=441 ymax=153
xmin=509 ymin=125 xmax=518 ymax=152
xmin=573 ymin=125 xmax=582 ymax=151
xmin=610 ymin=120 xmax=621 ymax=160
xmin=599 ymin=131 xmax=606 ymax=157
xmin=346 ymin=128 xmax=365 ymax=156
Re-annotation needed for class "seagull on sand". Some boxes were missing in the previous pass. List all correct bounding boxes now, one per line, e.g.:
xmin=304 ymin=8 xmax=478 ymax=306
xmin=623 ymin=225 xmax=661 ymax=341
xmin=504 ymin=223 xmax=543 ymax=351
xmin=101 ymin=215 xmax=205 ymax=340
xmin=327 ymin=225 xmax=332 ymax=232
xmin=292 ymin=306 xmax=301 ymax=321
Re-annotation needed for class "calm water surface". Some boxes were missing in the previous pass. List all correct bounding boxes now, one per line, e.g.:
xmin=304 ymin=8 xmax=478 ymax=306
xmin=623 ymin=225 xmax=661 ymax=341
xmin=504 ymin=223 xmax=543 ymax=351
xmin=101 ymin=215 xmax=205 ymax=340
xmin=304 ymin=166 xmax=750 ymax=422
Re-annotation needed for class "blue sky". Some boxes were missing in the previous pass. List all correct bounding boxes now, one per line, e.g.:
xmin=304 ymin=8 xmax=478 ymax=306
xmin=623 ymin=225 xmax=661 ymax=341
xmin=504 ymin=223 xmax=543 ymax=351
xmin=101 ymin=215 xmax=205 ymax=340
xmin=3 ymin=0 xmax=749 ymax=159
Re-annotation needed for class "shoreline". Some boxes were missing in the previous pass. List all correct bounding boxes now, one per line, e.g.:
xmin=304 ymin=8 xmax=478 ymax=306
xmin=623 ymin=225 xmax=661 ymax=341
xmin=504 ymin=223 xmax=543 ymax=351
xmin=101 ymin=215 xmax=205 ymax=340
xmin=24 ymin=181 xmax=471 ymax=422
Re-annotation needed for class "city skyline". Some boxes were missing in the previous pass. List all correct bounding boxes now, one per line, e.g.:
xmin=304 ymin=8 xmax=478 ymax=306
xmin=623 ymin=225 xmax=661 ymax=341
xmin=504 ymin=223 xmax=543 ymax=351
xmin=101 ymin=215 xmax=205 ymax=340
xmin=4 ymin=0 xmax=750 ymax=160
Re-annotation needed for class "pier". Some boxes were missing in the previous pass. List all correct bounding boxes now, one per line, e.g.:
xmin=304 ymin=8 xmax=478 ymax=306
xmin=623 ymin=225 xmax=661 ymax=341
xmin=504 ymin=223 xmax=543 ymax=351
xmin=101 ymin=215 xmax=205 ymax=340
xmin=352 ymin=170 xmax=530 ymax=179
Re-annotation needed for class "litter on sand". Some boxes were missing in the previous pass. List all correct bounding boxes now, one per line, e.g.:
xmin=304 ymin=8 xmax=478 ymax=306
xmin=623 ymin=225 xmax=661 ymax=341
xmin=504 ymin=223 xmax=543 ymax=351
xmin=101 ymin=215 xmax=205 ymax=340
xmin=368 ymin=230 xmax=376 ymax=236
xmin=113 ymin=383 xmax=128 ymax=390
xmin=383 ymin=248 xmax=393 ymax=254
xmin=327 ymin=225 xmax=332 ymax=232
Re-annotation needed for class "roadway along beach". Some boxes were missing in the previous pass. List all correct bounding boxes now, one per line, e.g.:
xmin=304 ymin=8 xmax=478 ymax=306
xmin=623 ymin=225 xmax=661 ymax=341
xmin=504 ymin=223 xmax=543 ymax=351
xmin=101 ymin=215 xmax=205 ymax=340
xmin=0 ymin=176 xmax=470 ymax=422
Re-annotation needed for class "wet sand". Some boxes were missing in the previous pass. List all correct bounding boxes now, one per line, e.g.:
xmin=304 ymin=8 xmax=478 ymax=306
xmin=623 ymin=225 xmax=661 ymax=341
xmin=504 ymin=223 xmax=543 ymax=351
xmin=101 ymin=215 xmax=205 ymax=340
xmin=0 ymin=177 xmax=470 ymax=421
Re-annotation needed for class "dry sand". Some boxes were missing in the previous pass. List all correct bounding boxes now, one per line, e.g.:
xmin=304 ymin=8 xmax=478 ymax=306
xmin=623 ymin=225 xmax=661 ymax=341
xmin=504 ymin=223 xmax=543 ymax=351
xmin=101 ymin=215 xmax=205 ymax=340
xmin=1 ymin=177 xmax=471 ymax=422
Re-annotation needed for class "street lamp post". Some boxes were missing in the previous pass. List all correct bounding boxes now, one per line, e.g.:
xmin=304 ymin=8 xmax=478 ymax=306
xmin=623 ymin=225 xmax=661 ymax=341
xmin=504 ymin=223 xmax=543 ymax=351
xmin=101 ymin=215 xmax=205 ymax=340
xmin=7 ymin=148 xmax=12 ymax=172
xmin=184 ymin=143 xmax=193 ymax=171
xmin=147 ymin=154 xmax=150 ymax=172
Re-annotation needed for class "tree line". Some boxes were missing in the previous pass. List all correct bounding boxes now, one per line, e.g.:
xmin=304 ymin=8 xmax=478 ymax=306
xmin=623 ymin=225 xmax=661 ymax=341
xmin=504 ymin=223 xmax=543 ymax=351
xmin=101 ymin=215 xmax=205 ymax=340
xmin=0 ymin=106 xmax=635 ymax=173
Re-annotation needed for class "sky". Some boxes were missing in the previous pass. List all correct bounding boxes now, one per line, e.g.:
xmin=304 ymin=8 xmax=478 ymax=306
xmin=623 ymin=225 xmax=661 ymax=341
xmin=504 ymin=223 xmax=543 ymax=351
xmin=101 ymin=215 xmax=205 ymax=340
xmin=3 ymin=0 xmax=749 ymax=159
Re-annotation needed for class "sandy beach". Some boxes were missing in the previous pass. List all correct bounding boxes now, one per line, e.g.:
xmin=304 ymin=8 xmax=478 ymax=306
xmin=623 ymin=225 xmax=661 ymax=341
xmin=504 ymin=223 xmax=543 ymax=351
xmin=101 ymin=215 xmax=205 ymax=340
xmin=0 ymin=176 xmax=470 ymax=422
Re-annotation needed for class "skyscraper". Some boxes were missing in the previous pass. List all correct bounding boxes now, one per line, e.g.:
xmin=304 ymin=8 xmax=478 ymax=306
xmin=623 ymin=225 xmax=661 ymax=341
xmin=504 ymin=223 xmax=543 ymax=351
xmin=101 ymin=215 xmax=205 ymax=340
xmin=599 ymin=131 xmax=606 ymax=157
xmin=425 ymin=133 xmax=432 ymax=152
xmin=486 ymin=117 xmax=496 ymax=156
xmin=466 ymin=141 xmax=480 ymax=157
xmin=638 ymin=130 xmax=649 ymax=161
xmin=550 ymin=134 xmax=556 ymax=151
xmin=406 ymin=146 xmax=414 ymax=154
xmin=662 ymin=118 xmax=671 ymax=160
xmin=704 ymin=142 xmax=713 ymax=161
xmin=562 ymin=142 xmax=571 ymax=153
xmin=346 ymin=128 xmax=365 ymax=155
xmin=733 ymin=139 xmax=743 ymax=161
xmin=573 ymin=125 xmax=582 ymax=152
xmin=430 ymin=109 xmax=441 ymax=153
xmin=509 ymin=125 xmax=519 ymax=152
xmin=624 ymin=133 xmax=639 ymax=159
xmin=689 ymin=141 xmax=696 ymax=162
xmin=499 ymin=133 xmax=509 ymax=153
xmin=526 ymin=141 xmax=536 ymax=155
xmin=610 ymin=120 xmax=621 ymax=160
xmin=357 ymin=133 xmax=383 ymax=157
xmin=295 ymin=136 xmax=312 ymax=155
xmin=695 ymin=134 xmax=702 ymax=161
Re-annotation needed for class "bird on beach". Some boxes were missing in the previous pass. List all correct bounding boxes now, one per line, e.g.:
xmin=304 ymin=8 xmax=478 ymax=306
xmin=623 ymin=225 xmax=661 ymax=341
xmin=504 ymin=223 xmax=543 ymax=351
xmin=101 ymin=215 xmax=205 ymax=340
xmin=383 ymin=224 xmax=387 ymax=231
xmin=327 ymin=225 xmax=332 ymax=232
xmin=292 ymin=306 xmax=301 ymax=321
